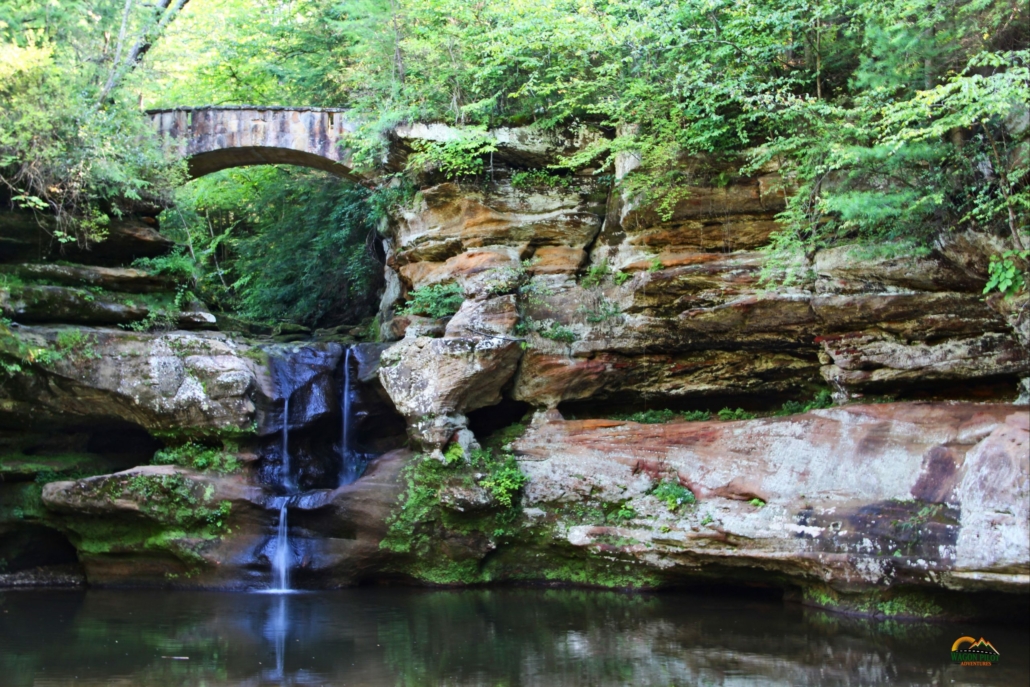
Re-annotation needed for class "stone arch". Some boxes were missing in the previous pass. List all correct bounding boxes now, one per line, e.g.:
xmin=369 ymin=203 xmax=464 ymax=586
xmin=148 ymin=106 xmax=356 ymax=179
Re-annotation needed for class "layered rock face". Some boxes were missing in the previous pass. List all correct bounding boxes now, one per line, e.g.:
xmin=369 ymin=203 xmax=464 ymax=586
xmin=368 ymin=127 xmax=1028 ymax=613
xmin=377 ymin=136 xmax=1027 ymax=434
xmin=510 ymin=404 xmax=1028 ymax=602
xmin=2 ymin=124 xmax=1028 ymax=617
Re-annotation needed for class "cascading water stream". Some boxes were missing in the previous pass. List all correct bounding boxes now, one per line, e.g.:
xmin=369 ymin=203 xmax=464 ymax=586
xmin=270 ymin=501 xmax=291 ymax=592
xmin=339 ymin=346 xmax=370 ymax=486
xmin=271 ymin=384 xmax=295 ymax=592
xmin=341 ymin=347 xmax=352 ymax=463
xmin=281 ymin=395 xmax=293 ymax=491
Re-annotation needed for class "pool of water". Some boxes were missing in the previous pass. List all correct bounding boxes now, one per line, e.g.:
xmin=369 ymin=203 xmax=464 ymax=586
xmin=1 ymin=588 xmax=1026 ymax=686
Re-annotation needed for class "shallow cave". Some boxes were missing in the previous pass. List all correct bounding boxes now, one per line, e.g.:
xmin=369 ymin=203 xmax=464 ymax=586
xmin=467 ymin=398 xmax=533 ymax=444
xmin=0 ymin=524 xmax=80 ymax=574
xmin=556 ymin=390 xmax=807 ymax=421
xmin=0 ymin=422 xmax=161 ymax=483
xmin=850 ymin=375 xmax=1024 ymax=404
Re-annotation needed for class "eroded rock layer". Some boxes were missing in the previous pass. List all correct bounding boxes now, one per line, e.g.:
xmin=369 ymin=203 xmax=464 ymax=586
xmin=1 ymin=124 xmax=1028 ymax=618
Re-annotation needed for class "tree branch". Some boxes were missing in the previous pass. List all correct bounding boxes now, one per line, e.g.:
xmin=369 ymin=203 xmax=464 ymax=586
xmin=98 ymin=0 xmax=191 ymax=103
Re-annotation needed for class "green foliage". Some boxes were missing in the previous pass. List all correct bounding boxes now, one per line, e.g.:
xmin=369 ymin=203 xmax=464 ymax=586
xmin=537 ymin=321 xmax=577 ymax=344
xmin=610 ymin=504 xmax=636 ymax=522
xmin=984 ymin=250 xmax=1030 ymax=295
xmin=442 ymin=442 xmax=465 ymax=467
xmin=749 ymin=498 xmax=766 ymax=508
xmin=405 ymin=131 xmax=497 ymax=180
xmin=613 ymin=271 xmax=632 ymax=286
xmin=54 ymin=329 xmax=101 ymax=361
xmin=579 ymin=296 xmax=621 ymax=324
xmin=681 ymin=410 xmax=712 ymax=422
xmin=777 ymin=389 xmax=835 ymax=416
xmin=382 ymin=423 xmax=529 ymax=557
xmin=650 ymin=481 xmax=696 ymax=511
xmin=131 ymin=249 xmax=195 ymax=282
xmin=472 ymin=450 xmax=528 ymax=509
xmin=152 ymin=443 xmax=241 ymax=474
xmin=580 ymin=263 xmax=610 ymax=289
xmin=399 ymin=283 xmax=465 ymax=319
xmin=718 ymin=408 xmax=757 ymax=421
xmin=511 ymin=169 xmax=570 ymax=189
xmin=121 ymin=308 xmax=178 ymax=333
xmin=124 ymin=473 xmax=231 ymax=529
xmin=617 ymin=409 xmax=676 ymax=424
xmin=162 ymin=167 xmax=381 ymax=328
xmin=1 ymin=1 xmax=185 ymax=245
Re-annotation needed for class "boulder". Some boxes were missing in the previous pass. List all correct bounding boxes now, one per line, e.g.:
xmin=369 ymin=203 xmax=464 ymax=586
xmin=0 ymin=325 xmax=262 ymax=437
xmin=40 ymin=464 xmax=270 ymax=588
xmin=378 ymin=332 xmax=522 ymax=449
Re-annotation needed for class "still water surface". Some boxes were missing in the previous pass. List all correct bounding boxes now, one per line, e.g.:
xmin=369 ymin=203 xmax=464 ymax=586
xmin=0 ymin=588 xmax=1026 ymax=686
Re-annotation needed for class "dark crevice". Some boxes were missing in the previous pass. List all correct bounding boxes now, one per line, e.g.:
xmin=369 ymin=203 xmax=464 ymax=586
xmin=468 ymin=399 xmax=532 ymax=444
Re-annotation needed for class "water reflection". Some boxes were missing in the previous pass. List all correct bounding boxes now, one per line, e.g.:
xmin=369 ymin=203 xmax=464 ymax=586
xmin=0 ymin=588 xmax=1026 ymax=686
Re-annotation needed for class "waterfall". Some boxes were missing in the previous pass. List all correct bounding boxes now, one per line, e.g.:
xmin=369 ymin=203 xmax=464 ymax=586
xmin=270 ymin=502 xmax=291 ymax=592
xmin=281 ymin=395 xmax=293 ymax=490
xmin=339 ymin=347 xmax=367 ymax=486
xmin=341 ymin=347 xmax=352 ymax=461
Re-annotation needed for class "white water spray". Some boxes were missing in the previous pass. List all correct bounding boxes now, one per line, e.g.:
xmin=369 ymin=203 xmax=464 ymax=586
xmin=281 ymin=396 xmax=292 ymax=490
xmin=271 ymin=502 xmax=291 ymax=592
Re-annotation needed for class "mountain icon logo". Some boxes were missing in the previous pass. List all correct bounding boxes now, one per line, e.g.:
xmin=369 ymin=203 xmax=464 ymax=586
xmin=951 ymin=636 xmax=1000 ymax=665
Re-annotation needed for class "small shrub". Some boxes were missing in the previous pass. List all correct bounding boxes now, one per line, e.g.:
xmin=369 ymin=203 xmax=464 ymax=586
xmin=442 ymin=442 xmax=464 ymax=466
xmin=405 ymin=133 xmax=497 ymax=179
xmin=132 ymin=249 xmax=195 ymax=282
xmin=152 ymin=443 xmax=241 ymax=474
xmin=55 ymin=329 xmax=101 ymax=361
xmin=122 ymin=308 xmax=178 ymax=333
xmin=580 ymin=296 xmax=621 ymax=323
xmin=749 ymin=497 xmax=766 ymax=508
xmin=984 ymin=249 xmax=1029 ymax=296
xmin=613 ymin=271 xmax=632 ymax=286
xmin=648 ymin=257 xmax=663 ymax=272
xmin=399 ymin=283 xmax=464 ymax=319
xmin=718 ymin=407 xmax=756 ymax=421
xmin=511 ymin=169 xmax=569 ymax=189
xmin=538 ymin=321 xmax=577 ymax=344
xmin=680 ymin=410 xmax=712 ymax=421
xmin=777 ymin=388 xmax=834 ymax=416
xmin=610 ymin=503 xmax=636 ymax=522
xmin=651 ymin=480 xmax=696 ymax=510
xmin=478 ymin=453 xmax=528 ymax=508
xmin=580 ymin=263 xmax=610 ymax=288
xmin=124 ymin=473 xmax=231 ymax=529
xmin=618 ymin=408 xmax=676 ymax=424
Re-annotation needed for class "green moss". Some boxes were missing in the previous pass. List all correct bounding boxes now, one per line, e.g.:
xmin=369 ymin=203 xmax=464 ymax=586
xmin=776 ymin=388 xmax=834 ymax=416
xmin=152 ymin=442 xmax=241 ymax=474
xmin=0 ymin=483 xmax=46 ymax=523
xmin=650 ymin=480 xmax=696 ymax=510
xmin=717 ymin=407 xmax=757 ymax=421
xmin=398 ymin=282 xmax=464 ymax=319
xmin=802 ymin=586 xmax=946 ymax=619
xmin=151 ymin=421 xmax=257 ymax=443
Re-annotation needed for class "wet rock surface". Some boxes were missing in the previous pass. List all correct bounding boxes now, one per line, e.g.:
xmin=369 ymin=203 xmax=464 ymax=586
xmin=506 ymin=403 xmax=1028 ymax=599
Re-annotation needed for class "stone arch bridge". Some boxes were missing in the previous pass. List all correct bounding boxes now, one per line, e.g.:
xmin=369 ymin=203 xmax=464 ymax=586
xmin=147 ymin=106 xmax=357 ymax=178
